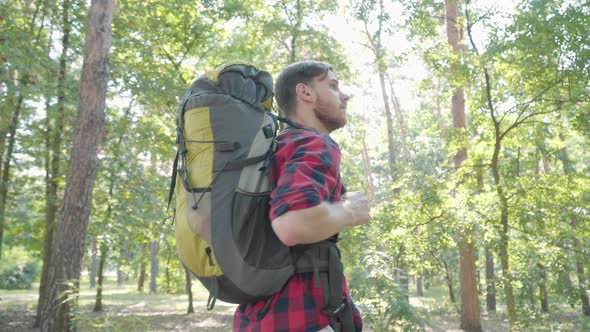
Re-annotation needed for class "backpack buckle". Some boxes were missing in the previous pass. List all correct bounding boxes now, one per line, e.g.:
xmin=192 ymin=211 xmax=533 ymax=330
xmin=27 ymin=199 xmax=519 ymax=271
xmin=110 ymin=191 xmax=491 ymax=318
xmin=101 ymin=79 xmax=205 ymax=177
xmin=321 ymin=300 xmax=346 ymax=316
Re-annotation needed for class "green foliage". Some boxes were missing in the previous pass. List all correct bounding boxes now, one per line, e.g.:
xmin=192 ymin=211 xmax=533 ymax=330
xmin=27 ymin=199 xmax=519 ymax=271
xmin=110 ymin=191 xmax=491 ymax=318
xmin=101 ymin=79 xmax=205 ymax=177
xmin=0 ymin=247 xmax=40 ymax=289
xmin=349 ymin=247 xmax=426 ymax=331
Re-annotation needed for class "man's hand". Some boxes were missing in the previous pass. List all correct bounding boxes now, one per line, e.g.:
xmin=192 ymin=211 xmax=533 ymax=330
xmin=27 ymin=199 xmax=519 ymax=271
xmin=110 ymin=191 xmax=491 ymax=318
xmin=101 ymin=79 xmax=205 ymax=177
xmin=340 ymin=191 xmax=371 ymax=226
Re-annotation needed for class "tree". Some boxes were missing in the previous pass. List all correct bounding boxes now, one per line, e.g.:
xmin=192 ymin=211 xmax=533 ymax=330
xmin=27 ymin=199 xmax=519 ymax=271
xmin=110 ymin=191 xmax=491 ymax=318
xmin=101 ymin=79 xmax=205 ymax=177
xmin=39 ymin=0 xmax=115 ymax=330
xmin=444 ymin=0 xmax=481 ymax=330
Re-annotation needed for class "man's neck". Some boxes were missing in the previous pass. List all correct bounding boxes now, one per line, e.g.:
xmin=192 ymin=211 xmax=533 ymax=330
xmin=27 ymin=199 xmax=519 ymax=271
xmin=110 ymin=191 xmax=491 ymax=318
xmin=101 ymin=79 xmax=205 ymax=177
xmin=290 ymin=111 xmax=330 ymax=134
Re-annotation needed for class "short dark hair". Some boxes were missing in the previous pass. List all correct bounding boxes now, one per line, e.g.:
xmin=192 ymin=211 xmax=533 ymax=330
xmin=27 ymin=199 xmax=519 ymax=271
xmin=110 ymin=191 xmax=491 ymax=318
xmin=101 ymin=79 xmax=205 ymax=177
xmin=274 ymin=60 xmax=333 ymax=117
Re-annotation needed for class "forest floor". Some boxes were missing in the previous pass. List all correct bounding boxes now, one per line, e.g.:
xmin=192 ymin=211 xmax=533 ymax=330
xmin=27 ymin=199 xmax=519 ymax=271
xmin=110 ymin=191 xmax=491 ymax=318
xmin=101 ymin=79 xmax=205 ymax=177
xmin=1 ymin=281 xmax=588 ymax=331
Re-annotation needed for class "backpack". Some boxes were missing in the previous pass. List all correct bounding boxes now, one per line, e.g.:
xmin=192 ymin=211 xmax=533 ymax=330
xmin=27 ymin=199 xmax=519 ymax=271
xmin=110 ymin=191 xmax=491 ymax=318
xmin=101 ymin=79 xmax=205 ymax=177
xmin=168 ymin=62 xmax=355 ymax=331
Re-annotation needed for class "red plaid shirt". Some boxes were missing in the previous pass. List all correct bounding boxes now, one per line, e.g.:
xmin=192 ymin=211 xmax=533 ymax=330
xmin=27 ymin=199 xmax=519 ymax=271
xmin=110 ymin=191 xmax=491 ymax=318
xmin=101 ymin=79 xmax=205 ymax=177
xmin=233 ymin=125 xmax=363 ymax=332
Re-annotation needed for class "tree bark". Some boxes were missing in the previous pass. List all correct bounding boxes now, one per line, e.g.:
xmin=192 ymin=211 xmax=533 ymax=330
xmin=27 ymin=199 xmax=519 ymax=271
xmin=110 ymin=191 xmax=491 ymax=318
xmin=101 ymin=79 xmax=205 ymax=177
xmin=573 ymin=221 xmax=590 ymax=316
xmin=416 ymin=275 xmax=424 ymax=297
xmin=0 ymin=95 xmax=23 ymax=260
xmin=443 ymin=260 xmax=456 ymax=303
xmin=485 ymin=248 xmax=496 ymax=313
xmin=388 ymin=78 xmax=409 ymax=165
xmin=460 ymin=242 xmax=481 ymax=331
xmin=538 ymin=263 xmax=548 ymax=312
xmin=185 ymin=265 xmax=194 ymax=314
xmin=557 ymin=117 xmax=589 ymax=316
xmin=360 ymin=131 xmax=375 ymax=203
xmin=117 ymin=264 xmax=124 ymax=287
xmin=39 ymin=1 xmax=114 ymax=330
xmin=445 ymin=0 xmax=480 ymax=330
xmin=93 ymin=244 xmax=107 ymax=312
xmin=150 ymin=240 xmax=159 ymax=293
xmin=35 ymin=0 xmax=71 ymax=326
xmin=138 ymin=260 xmax=147 ymax=292
xmin=379 ymin=70 xmax=397 ymax=179
xmin=90 ymin=238 xmax=98 ymax=288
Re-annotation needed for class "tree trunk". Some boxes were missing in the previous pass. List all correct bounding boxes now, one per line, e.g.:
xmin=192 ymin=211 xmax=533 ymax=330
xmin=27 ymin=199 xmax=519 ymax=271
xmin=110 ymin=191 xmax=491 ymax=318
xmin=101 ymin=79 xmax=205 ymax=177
xmin=445 ymin=1 xmax=480 ymax=330
xmin=150 ymin=240 xmax=159 ymax=293
xmin=360 ymin=131 xmax=375 ymax=203
xmin=491 ymin=132 xmax=517 ymax=322
xmin=138 ymin=260 xmax=147 ymax=292
xmin=117 ymin=265 xmax=124 ymax=287
xmin=185 ymin=265 xmax=194 ymax=314
xmin=35 ymin=0 xmax=71 ymax=326
xmin=0 ymin=95 xmax=23 ymax=260
xmin=396 ymin=245 xmax=409 ymax=303
xmin=39 ymin=1 xmax=114 ymax=330
xmin=573 ymin=223 xmax=590 ymax=316
xmin=416 ymin=275 xmax=424 ymax=297
xmin=443 ymin=260 xmax=456 ymax=303
xmin=90 ymin=238 xmax=98 ymax=288
xmin=485 ymin=248 xmax=496 ymax=313
xmin=460 ymin=242 xmax=481 ymax=331
xmin=538 ymin=263 xmax=548 ymax=312
xmin=93 ymin=244 xmax=107 ymax=312
xmin=388 ymin=79 xmax=409 ymax=165
xmin=379 ymin=70 xmax=397 ymax=179
xmin=288 ymin=0 xmax=302 ymax=63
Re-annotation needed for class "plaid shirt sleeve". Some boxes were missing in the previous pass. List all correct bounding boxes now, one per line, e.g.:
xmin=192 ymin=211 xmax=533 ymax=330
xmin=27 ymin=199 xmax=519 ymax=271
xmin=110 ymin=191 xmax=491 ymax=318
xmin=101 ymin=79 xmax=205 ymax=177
xmin=269 ymin=128 xmax=342 ymax=220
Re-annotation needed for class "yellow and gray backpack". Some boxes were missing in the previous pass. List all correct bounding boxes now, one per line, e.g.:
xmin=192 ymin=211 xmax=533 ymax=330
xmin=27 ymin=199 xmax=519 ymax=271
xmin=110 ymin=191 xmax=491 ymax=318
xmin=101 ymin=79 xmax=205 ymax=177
xmin=168 ymin=63 xmax=355 ymax=331
xmin=168 ymin=62 xmax=293 ymax=306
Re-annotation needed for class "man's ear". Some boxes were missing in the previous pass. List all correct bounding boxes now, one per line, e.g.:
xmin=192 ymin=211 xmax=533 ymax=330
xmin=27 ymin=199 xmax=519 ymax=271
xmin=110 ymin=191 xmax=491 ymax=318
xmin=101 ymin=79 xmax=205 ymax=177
xmin=295 ymin=83 xmax=315 ymax=103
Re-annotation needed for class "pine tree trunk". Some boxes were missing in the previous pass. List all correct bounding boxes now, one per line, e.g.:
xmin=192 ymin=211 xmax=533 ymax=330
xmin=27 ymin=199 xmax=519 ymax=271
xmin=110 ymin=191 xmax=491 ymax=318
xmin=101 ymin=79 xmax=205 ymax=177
xmin=35 ymin=0 xmax=71 ymax=326
xmin=378 ymin=70 xmax=397 ymax=179
xmin=360 ymin=132 xmax=375 ymax=203
xmin=460 ymin=242 xmax=481 ymax=331
xmin=0 ymin=95 xmax=22 ymax=260
xmin=573 ymin=226 xmax=590 ymax=316
xmin=38 ymin=1 xmax=114 ymax=330
xmin=491 ymin=134 xmax=516 ymax=322
xmin=388 ymin=79 xmax=409 ymax=165
xmin=138 ymin=261 xmax=147 ymax=292
xmin=93 ymin=244 xmax=107 ymax=312
xmin=445 ymin=1 xmax=480 ymax=329
xmin=416 ymin=275 xmax=424 ymax=297
xmin=185 ymin=266 xmax=194 ymax=314
xmin=538 ymin=263 xmax=549 ymax=312
xmin=557 ymin=119 xmax=590 ymax=317
xmin=485 ymin=248 xmax=496 ymax=313
xmin=150 ymin=240 xmax=159 ymax=293
xmin=90 ymin=238 xmax=98 ymax=288
xmin=117 ymin=265 xmax=124 ymax=287
xmin=443 ymin=260 xmax=456 ymax=303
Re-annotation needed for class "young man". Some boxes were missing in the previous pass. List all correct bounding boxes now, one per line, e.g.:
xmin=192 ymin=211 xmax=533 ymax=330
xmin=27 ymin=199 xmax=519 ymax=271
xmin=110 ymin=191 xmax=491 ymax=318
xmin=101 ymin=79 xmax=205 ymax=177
xmin=233 ymin=61 xmax=371 ymax=332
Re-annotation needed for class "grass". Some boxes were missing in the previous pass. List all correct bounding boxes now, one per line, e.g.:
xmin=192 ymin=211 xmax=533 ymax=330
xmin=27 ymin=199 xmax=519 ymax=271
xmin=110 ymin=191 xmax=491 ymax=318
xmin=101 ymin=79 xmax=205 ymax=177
xmin=1 ymin=279 xmax=589 ymax=331
xmin=408 ymin=285 xmax=590 ymax=332
xmin=0 ymin=279 xmax=235 ymax=332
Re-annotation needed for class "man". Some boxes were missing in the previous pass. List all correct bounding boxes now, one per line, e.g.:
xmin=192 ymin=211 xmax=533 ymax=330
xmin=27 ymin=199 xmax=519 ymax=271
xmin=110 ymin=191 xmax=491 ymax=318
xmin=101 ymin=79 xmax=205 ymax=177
xmin=233 ymin=60 xmax=371 ymax=332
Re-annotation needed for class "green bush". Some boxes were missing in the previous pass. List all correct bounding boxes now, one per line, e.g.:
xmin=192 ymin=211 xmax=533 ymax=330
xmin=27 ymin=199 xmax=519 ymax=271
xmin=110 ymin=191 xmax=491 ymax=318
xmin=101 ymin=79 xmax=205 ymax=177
xmin=0 ymin=247 xmax=41 ymax=289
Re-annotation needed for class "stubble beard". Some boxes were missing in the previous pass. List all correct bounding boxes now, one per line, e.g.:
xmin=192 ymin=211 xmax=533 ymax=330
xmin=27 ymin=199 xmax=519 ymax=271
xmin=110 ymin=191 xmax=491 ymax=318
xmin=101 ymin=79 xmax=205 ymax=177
xmin=314 ymin=97 xmax=347 ymax=133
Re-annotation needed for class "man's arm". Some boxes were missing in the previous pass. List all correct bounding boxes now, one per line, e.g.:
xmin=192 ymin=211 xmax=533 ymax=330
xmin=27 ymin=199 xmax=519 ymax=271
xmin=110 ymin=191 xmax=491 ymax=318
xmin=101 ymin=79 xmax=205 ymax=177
xmin=271 ymin=191 xmax=371 ymax=247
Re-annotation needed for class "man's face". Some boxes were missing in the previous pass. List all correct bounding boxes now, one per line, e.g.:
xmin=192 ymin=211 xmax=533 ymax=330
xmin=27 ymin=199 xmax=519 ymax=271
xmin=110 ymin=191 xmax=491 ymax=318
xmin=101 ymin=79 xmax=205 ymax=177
xmin=310 ymin=70 xmax=350 ymax=132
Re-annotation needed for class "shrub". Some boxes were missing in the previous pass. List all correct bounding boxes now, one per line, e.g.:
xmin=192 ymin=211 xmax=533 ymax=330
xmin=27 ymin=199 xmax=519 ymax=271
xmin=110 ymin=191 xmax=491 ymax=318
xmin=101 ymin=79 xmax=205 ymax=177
xmin=0 ymin=247 xmax=41 ymax=289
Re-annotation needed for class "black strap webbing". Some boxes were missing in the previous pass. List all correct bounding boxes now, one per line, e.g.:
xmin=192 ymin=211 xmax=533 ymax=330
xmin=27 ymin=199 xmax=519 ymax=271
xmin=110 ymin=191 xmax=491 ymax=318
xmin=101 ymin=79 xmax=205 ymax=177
xmin=164 ymin=151 xmax=180 ymax=221
xmin=293 ymin=242 xmax=355 ymax=332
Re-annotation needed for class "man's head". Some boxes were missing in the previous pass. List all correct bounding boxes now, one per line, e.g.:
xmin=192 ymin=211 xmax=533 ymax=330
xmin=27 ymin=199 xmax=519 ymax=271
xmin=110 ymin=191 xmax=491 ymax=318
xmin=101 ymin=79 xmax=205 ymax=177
xmin=275 ymin=60 xmax=350 ymax=133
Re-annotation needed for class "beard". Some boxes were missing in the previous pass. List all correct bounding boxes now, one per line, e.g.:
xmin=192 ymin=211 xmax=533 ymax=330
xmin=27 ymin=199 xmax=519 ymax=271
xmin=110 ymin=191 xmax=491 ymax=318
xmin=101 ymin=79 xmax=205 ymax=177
xmin=314 ymin=95 xmax=347 ymax=132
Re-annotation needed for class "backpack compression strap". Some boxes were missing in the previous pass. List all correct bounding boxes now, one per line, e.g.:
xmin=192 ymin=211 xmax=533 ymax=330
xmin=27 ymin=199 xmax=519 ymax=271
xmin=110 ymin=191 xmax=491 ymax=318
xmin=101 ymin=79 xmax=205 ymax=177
xmin=293 ymin=242 xmax=355 ymax=332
